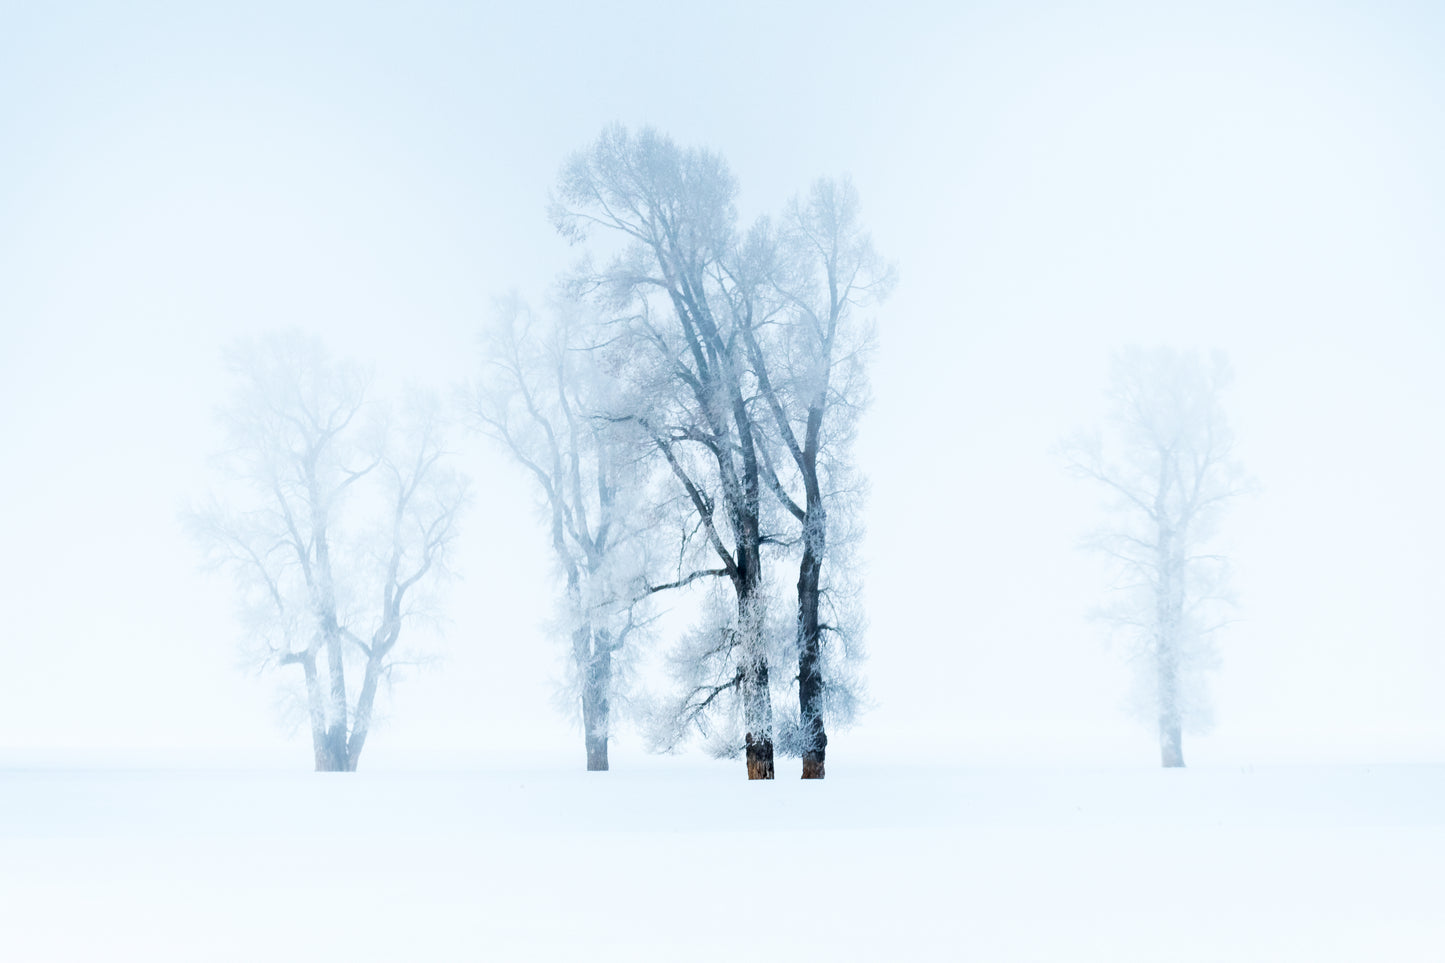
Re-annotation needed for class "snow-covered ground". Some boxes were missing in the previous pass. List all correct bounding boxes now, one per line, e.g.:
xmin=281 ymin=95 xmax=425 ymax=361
xmin=2 ymin=763 xmax=1442 ymax=961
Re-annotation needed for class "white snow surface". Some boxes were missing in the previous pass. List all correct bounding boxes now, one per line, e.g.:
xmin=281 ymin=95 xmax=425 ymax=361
xmin=2 ymin=762 xmax=1442 ymax=961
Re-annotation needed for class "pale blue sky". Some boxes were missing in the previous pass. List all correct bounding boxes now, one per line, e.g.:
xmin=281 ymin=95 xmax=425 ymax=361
xmin=2 ymin=0 xmax=1443 ymax=766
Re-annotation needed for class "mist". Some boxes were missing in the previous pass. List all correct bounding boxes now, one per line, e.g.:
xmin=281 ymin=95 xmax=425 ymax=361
xmin=3 ymin=1 xmax=1444 ymax=956
xmin=4 ymin=0 xmax=1441 ymax=768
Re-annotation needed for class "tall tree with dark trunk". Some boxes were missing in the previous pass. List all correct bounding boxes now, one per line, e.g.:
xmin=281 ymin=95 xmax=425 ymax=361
xmin=470 ymin=297 xmax=650 ymax=771
xmin=1064 ymin=347 xmax=1248 ymax=768
xmin=744 ymin=179 xmax=894 ymax=778
xmin=553 ymin=125 xmax=780 ymax=779
xmin=191 ymin=332 xmax=465 ymax=771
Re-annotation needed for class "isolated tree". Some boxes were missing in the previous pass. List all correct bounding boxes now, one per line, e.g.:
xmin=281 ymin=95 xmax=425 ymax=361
xmin=1065 ymin=347 xmax=1248 ymax=768
xmin=553 ymin=125 xmax=781 ymax=779
xmin=191 ymin=332 xmax=466 ymax=771
xmin=745 ymin=178 xmax=893 ymax=778
xmin=470 ymin=297 xmax=651 ymax=771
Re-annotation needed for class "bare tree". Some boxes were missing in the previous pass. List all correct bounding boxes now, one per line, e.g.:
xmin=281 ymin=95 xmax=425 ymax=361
xmin=191 ymin=332 xmax=466 ymax=771
xmin=744 ymin=178 xmax=894 ymax=778
xmin=470 ymin=296 xmax=651 ymax=771
xmin=553 ymin=125 xmax=781 ymax=779
xmin=1064 ymin=347 xmax=1249 ymax=768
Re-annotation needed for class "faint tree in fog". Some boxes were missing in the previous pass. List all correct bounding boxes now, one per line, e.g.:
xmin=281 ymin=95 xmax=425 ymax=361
xmin=190 ymin=333 xmax=466 ymax=771
xmin=553 ymin=125 xmax=782 ymax=779
xmin=744 ymin=178 xmax=894 ymax=778
xmin=469 ymin=296 xmax=653 ymax=771
xmin=1064 ymin=347 xmax=1248 ymax=768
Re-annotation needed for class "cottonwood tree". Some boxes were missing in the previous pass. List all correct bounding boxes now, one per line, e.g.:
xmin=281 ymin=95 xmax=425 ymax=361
xmin=553 ymin=125 xmax=781 ymax=779
xmin=192 ymin=333 xmax=466 ymax=771
xmin=470 ymin=297 xmax=652 ymax=771
xmin=746 ymin=178 xmax=894 ymax=778
xmin=1065 ymin=347 xmax=1248 ymax=768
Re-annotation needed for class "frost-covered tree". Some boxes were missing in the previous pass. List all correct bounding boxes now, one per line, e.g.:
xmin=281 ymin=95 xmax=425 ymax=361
xmin=547 ymin=128 xmax=889 ymax=779
xmin=470 ymin=296 xmax=652 ymax=771
xmin=553 ymin=125 xmax=781 ymax=779
xmin=744 ymin=179 xmax=894 ymax=778
xmin=1065 ymin=347 xmax=1248 ymax=767
xmin=191 ymin=332 xmax=466 ymax=771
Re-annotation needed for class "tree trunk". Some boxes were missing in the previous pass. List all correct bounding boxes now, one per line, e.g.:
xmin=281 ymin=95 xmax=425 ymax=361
xmin=344 ymin=657 xmax=386 ymax=772
xmin=320 ymin=732 xmax=346 ymax=770
xmin=300 ymin=655 xmax=334 ymax=772
xmin=301 ymin=654 xmax=347 ymax=771
xmin=742 ymin=657 xmax=776 ymax=780
xmin=745 ymin=731 xmax=775 ymax=780
xmin=1157 ymin=651 xmax=1185 ymax=768
xmin=1159 ymin=720 xmax=1184 ymax=768
xmin=742 ymin=653 xmax=775 ymax=780
xmin=741 ymin=600 xmax=775 ymax=781
xmin=797 ymin=526 xmax=827 ymax=780
xmin=581 ymin=637 xmax=612 ymax=772
xmin=312 ymin=741 xmax=344 ymax=771
xmin=315 ymin=730 xmax=349 ymax=772
xmin=309 ymin=500 xmax=351 ymax=772
xmin=1154 ymin=529 xmax=1185 ymax=768
xmin=584 ymin=729 xmax=609 ymax=772
xmin=738 ymin=584 xmax=775 ymax=780
xmin=322 ymin=639 xmax=349 ymax=771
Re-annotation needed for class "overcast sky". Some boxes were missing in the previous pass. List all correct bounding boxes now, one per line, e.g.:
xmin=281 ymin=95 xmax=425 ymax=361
xmin=2 ymin=0 xmax=1443 ymax=768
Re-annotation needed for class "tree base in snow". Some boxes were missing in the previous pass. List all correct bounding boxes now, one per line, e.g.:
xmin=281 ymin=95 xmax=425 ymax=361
xmin=1160 ymin=723 xmax=1184 ymax=768
xmin=745 ymin=736 xmax=775 ymax=780
xmin=801 ymin=754 xmax=825 ymax=779
xmin=585 ymin=734 xmax=609 ymax=772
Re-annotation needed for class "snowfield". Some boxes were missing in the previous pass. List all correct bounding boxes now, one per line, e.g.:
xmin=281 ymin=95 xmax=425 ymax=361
xmin=2 ymin=763 xmax=1442 ymax=961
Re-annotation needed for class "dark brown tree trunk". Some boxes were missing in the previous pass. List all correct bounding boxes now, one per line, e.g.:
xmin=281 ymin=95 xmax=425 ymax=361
xmin=739 ymin=575 xmax=775 ymax=780
xmin=745 ymin=732 xmax=775 ymax=780
xmin=797 ymin=529 xmax=827 ymax=780
xmin=743 ymin=652 xmax=775 ymax=780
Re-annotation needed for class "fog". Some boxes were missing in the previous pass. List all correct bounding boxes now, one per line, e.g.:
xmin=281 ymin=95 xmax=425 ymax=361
xmin=3 ymin=0 xmax=1443 ymax=768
